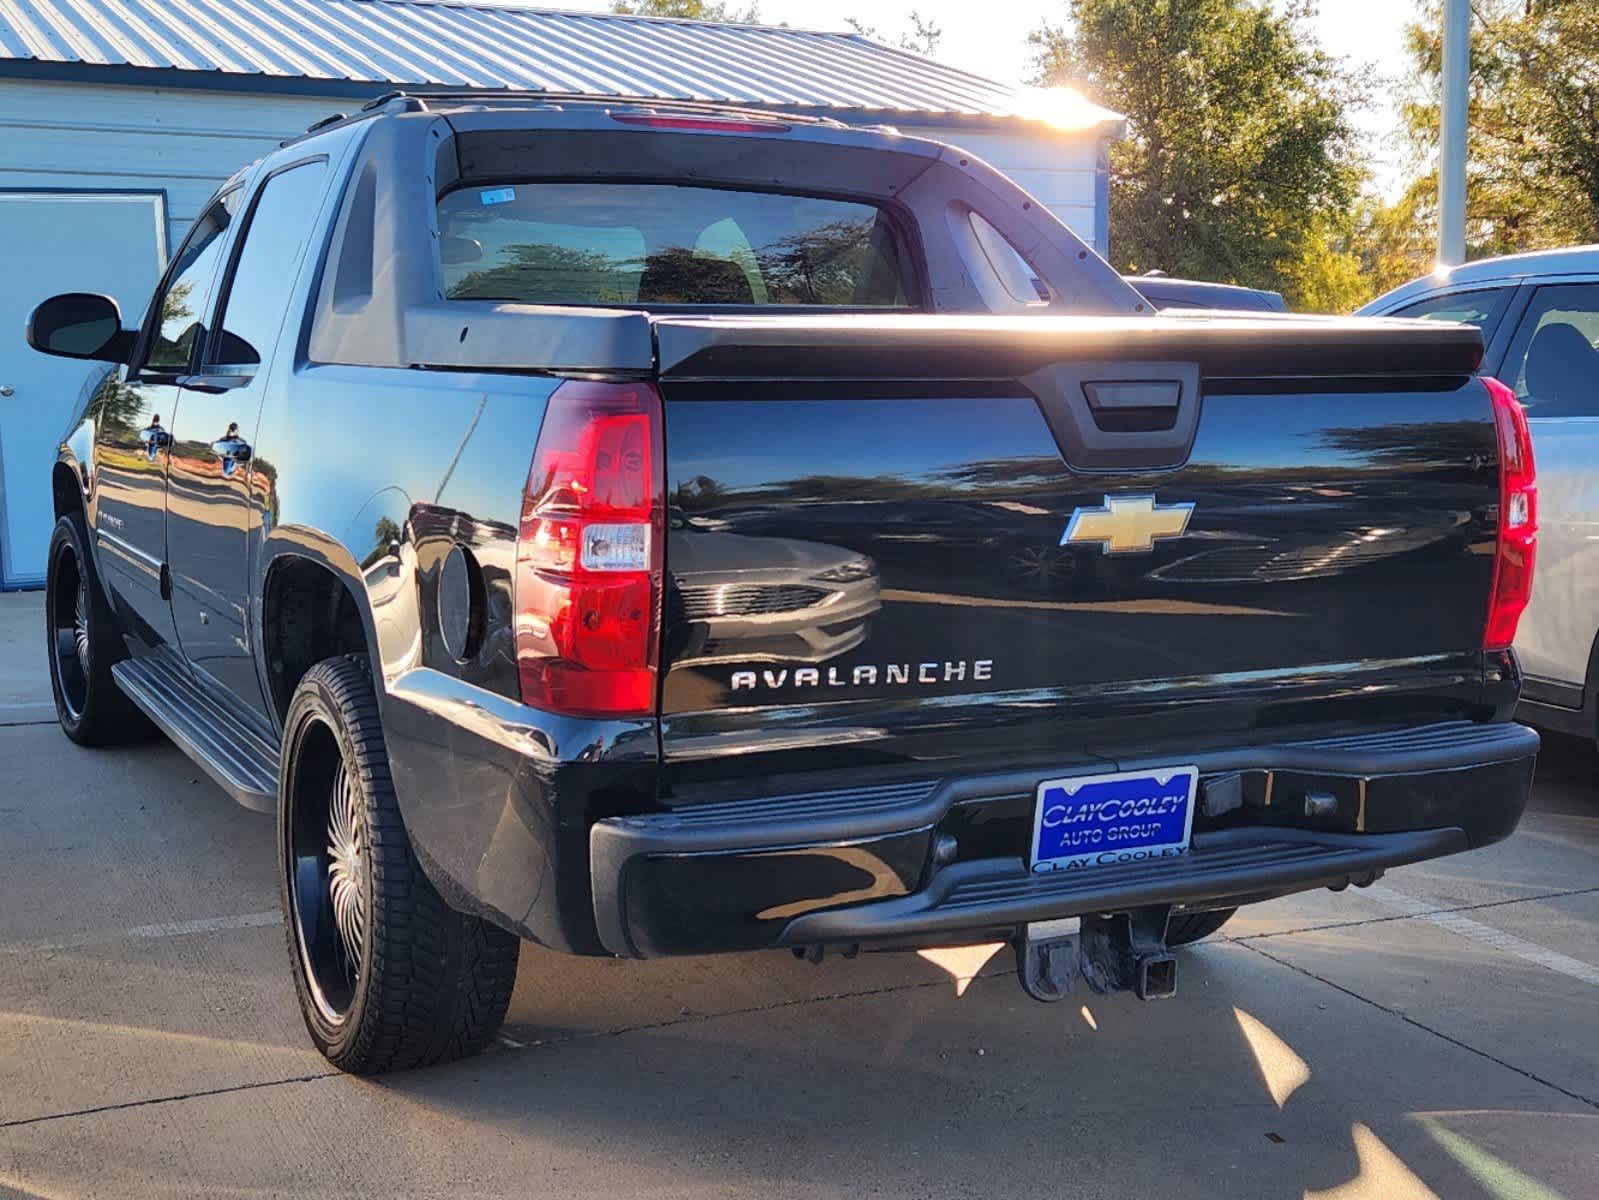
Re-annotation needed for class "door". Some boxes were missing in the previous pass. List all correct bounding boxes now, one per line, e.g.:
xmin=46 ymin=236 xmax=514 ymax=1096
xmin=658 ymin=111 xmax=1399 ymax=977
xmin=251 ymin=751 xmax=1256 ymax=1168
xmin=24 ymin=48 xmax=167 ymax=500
xmin=1493 ymin=281 xmax=1599 ymax=688
xmin=94 ymin=195 xmax=236 ymax=647
xmin=167 ymin=159 xmax=329 ymax=716
xmin=0 ymin=192 xmax=165 ymax=587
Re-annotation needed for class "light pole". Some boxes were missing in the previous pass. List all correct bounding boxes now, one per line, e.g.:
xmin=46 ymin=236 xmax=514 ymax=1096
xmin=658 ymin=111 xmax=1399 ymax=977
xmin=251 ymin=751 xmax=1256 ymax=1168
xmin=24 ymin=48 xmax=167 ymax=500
xmin=1438 ymin=0 xmax=1470 ymax=267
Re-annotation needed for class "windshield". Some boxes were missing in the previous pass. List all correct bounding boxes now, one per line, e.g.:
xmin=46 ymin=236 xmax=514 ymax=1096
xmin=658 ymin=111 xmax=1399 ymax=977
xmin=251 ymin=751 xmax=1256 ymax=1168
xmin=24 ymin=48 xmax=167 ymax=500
xmin=435 ymin=182 xmax=914 ymax=308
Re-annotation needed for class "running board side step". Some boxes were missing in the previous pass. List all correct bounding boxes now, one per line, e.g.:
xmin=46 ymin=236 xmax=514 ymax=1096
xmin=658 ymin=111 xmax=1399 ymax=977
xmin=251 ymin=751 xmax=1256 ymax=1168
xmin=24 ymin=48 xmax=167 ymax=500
xmin=111 ymin=652 xmax=279 ymax=812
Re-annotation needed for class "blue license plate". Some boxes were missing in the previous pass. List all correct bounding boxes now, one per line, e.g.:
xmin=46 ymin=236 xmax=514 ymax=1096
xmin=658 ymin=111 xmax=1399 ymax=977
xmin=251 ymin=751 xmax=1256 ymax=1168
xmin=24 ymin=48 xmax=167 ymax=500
xmin=1030 ymin=766 xmax=1198 ymax=874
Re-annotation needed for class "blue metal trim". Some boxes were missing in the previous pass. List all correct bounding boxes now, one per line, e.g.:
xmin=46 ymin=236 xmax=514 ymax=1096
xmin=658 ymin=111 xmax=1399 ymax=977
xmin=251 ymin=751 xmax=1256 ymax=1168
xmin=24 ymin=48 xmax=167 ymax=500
xmin=0 ymin=185 xmax=169 ymax=260
xmin=0 ymin=58 xmax=385 ymax=99
xmin=1094 ymin=140 xmax=1111 ymax=259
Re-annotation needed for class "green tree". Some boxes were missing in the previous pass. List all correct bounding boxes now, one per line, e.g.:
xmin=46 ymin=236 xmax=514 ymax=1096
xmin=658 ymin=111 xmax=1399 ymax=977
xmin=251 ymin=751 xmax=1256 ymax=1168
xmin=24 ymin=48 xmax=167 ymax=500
xmin=449 ymin=242 xmax=637 ymax=304
xmin=1277 ymin=213 xmax=1368 ymax=315
xmin=1399 ymin=0 xmax=1599 ymax=259
xmin=1347 ymin=185 xmax=1439 ymax=302
xmin=610 ymin=0 xmax=761 ymax=20
xmin=1030 ymin=0 xmax=1361 ymax=306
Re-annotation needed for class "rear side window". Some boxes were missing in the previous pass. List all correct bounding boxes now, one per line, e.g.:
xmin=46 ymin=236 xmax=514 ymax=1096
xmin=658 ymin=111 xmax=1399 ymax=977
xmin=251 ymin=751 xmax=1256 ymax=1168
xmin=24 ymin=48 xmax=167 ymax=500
xmin=1390 ymin=287 xmax=1512 ymax=334
xmin=209 ymin=159 xmax=329 ymax=370
xmin=1501 ymin=283 xmax=1599 ymax=417
xmin=436 ymin=183 xmax=913 ymax=308
xmin=968 ymin=212 xmax=1050 ymax=305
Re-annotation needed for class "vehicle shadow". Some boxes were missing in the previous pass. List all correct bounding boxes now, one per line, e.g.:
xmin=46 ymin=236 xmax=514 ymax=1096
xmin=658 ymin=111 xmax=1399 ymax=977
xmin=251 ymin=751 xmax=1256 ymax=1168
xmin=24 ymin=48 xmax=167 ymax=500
xmin=337 ymin=939 xmax=1570 ymax=1200
xmin=1533 ymin=729 xmax=1599 ymax=786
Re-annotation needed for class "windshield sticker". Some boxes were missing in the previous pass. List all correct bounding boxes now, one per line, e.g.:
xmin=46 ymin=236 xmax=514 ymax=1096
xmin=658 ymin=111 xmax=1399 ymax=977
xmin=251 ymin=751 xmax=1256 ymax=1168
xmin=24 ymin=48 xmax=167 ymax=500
xmin=479 ymin=187 xmax=517 ymax=206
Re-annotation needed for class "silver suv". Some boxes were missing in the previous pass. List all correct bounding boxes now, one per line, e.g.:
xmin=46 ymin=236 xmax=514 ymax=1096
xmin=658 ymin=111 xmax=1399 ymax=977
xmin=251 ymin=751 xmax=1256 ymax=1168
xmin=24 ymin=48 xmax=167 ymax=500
xmin=1362 ymin=247 xmax=1599 ymax=743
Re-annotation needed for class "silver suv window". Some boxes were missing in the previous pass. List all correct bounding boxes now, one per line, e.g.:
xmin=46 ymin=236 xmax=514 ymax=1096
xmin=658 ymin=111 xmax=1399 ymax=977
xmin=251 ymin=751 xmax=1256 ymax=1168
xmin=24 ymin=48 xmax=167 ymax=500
xmin=1502 ymin=283 xmax=1599 ymax=418
xmin=1390 ymin=287 xmax=1513 ymax=336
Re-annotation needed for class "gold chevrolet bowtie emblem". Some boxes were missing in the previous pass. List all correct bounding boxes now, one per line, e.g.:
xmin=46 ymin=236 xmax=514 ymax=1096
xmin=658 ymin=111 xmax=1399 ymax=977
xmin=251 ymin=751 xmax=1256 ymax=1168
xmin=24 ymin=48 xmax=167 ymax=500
xmin=1061 ymin=494 xmax=1195 ymax=555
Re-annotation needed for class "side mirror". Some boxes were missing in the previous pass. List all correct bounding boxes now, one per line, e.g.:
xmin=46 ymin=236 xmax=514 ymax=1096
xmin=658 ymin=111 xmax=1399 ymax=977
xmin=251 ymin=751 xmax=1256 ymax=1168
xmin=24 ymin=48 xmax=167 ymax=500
xmin=27 ymin=293 xmax=134 ymax=364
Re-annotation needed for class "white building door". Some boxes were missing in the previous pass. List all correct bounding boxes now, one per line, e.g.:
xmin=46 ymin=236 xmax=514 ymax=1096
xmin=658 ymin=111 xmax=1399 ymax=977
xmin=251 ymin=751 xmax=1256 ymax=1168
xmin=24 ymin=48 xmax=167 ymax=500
xmin=0 ymin=192 xmax=166 ymax=587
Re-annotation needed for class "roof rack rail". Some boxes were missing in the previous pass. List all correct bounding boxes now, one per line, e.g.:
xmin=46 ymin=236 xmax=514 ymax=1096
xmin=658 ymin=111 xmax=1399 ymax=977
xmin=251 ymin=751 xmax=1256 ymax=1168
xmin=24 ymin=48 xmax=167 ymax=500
xmin=288 ymin=89 xmax=847 ymax=149
xmin=362 ymin=88 xmax=845 ymax=128
xmin=360 ymin=91 xmax=429 ymax=114
xmin=283 ymin=94 xmax=427 ymax=146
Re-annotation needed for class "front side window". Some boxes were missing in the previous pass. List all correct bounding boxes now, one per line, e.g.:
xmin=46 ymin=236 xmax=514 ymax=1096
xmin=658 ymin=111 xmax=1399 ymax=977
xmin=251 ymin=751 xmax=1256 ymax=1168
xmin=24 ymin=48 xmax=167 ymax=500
xmin=142 ymin=196 xmax=236 ymax=374
xmin=1501 ymin=283 xmax=1599 ymax=418
xmin=209 ymin=160 xmax=329 ymax=370
xmin=1390 ymin=287 xmax=1512 ymax=334
xmin=436 ymin=183 xmax=914 ymax=308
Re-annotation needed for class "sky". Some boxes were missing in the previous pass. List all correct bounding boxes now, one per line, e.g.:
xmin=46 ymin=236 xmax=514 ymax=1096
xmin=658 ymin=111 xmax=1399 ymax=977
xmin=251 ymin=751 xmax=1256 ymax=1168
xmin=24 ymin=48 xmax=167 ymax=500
xmin=546 ymin=0 xmax=1424 ymax=197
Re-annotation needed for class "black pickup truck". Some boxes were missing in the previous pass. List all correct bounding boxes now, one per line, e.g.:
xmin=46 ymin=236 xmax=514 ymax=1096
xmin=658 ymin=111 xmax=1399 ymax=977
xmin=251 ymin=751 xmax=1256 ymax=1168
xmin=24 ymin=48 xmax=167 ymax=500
xmin=29 ymin=93 xmax=1539 ymax=1075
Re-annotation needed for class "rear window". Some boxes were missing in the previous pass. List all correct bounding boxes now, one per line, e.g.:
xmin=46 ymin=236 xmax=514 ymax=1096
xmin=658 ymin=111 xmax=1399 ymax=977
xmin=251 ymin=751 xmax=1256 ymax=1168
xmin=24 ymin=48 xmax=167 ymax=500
xmin=1390 ymin=287 xmax=1513 ymax=334
xmin=436 ymin=183 xmax=914 ymax=308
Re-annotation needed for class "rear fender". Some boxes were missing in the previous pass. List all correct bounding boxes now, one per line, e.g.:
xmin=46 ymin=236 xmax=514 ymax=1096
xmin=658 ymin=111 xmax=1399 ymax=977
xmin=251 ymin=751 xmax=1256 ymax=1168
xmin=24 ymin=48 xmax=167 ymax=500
xmin=256 ymin=528 xmax=389 ymax=712
xmin=340 ymin=487 xmax=422 ymax=688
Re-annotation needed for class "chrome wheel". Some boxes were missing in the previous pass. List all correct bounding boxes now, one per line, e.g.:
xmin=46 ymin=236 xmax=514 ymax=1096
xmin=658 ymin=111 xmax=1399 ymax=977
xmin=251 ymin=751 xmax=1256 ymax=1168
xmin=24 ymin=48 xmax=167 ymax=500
xmin=287 ymin=718 xmax=365 ymax=1023
xmin=280 ymin=655 xmax=523 ymax=1073
xmin=49 ymin=538 xmax=90 ymax=721
xmin=73 ymin=582 xmax=90 ymax=677
xmin=326 ymin=764 xmax=366 ymax=973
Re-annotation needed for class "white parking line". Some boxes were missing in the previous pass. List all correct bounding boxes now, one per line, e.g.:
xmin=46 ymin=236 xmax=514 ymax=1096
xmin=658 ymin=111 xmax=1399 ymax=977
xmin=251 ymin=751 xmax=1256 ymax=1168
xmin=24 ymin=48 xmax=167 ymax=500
xmin=1 ymin=911 xmax=280 ymax=955
xmin=1363 ymin=885 xmax=1599 ymax=988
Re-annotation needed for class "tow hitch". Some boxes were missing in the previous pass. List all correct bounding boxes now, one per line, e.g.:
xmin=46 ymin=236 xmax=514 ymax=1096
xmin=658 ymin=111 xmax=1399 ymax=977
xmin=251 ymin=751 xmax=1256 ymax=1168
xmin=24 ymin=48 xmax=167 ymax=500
xmin=1015 ymin=907 xmax=1178 ymax=1003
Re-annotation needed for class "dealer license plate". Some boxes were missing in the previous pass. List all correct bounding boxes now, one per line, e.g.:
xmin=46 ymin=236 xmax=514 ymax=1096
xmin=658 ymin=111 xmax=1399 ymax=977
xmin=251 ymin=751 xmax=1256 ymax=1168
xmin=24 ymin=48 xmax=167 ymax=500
xmin=1030 ymin=766 xmax=1199 ymax=874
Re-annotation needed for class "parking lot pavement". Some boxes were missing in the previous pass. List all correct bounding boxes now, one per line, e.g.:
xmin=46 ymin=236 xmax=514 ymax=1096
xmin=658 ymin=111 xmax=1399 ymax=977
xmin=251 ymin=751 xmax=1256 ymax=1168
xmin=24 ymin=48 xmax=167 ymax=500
xmin=1 ymin=591 xmax=1596 ymax=1199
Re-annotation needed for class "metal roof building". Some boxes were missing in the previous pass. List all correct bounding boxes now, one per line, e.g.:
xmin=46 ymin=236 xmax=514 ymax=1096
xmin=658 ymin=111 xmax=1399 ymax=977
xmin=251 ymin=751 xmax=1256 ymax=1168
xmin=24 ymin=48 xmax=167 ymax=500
xmin=0 ymin=0 xmax=1121 ymax=586
xmin=0 ymin=1 xmax=1124 ymax=126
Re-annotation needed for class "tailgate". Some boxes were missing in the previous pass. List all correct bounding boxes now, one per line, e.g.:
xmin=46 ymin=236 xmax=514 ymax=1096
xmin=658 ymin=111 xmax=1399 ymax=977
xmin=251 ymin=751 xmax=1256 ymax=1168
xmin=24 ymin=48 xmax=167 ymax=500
xmin=652 ymin=314 xmax=1498 ymax=791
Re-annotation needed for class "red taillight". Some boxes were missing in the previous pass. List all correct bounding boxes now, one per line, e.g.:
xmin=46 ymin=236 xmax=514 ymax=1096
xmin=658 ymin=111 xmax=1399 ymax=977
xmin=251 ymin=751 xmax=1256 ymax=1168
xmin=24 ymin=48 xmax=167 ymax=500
xmin=515 ymin=380 xmax=664 ymax=717
xmin=1483 ymin=375 xmax=1537 ymax=651
xmin=609 ymin=113 xmax=790 ymax=134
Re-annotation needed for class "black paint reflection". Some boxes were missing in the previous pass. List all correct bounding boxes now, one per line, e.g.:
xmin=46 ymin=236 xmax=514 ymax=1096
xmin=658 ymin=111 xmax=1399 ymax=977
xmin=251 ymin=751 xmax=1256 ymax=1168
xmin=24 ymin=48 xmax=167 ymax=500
xmin=660 ymin=389 xmax=1500 ymax=717
xmin=665 ymin=509 xmax=881 ymax=668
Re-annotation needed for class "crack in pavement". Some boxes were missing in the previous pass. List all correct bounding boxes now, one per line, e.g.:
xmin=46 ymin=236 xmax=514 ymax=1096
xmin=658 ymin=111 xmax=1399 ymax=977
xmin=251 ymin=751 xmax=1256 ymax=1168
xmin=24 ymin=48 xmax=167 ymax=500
xmin=0 ymin=1071 xmax=339 ymax=1132
xmin=1234 ymin=938 xmax=1599 ymax=1113
xmin=1361 ymin=883 xmax=1599 ymax=987
xmin=1225 ymin=885 xmax=1599 ymax=943
xmin=0 ymin=970 xmax=1016 ymax=1132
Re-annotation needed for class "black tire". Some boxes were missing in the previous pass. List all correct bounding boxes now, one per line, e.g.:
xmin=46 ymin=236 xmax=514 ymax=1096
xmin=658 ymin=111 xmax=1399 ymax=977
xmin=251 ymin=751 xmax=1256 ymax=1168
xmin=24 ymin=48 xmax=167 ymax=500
xmin=278 ymin=654 xmax=519 ymax=1074
xmin=44 ymin=514 xmax=155 ymax=746
xmin=1167 ymin=907 xmax=1238 ymax=945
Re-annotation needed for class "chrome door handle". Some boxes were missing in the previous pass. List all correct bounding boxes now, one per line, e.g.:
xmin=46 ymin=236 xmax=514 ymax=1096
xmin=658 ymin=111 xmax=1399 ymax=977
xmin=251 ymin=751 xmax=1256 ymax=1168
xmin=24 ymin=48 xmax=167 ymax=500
xmin=211 ymin=436 xmax=252 ymax=464
xmin=0 ymin=385 xmax=14 ymax=397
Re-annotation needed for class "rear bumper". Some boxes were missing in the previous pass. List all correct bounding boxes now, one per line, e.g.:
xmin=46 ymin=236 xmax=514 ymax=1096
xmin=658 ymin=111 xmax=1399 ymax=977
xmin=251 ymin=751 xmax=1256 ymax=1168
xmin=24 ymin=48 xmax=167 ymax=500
xmin=590 ymin=720 xmax=1538 ymax=957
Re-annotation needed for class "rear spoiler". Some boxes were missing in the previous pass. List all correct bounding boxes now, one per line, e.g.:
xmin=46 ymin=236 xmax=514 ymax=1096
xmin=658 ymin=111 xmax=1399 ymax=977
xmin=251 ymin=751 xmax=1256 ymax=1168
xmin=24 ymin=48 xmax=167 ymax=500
xmin=652 ymin=313 xmax=1485 ymax=381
